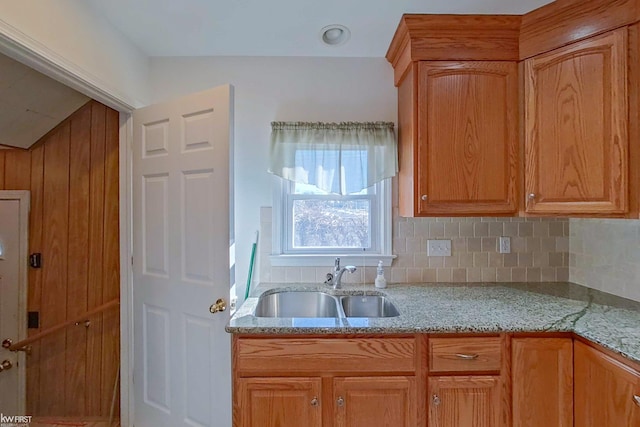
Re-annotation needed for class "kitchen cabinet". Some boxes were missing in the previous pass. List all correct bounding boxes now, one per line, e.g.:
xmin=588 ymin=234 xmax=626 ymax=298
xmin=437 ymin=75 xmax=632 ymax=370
xmin=387 ymin=15 xmax=521 ymax=217
xmin=428 ymin=336 xmax=506 ymax=427
xmin=511 ymin=337 xmax=573 ymax=427
xmin=333 ymin=377 xmax=416 ymax=427
xmin=236 ymin=377 xmax=322 ymax=427
xmin=232 ymin=336 xmax=419 ymax=427
xmin=524 ymin=29 xmax=629 ymax=215
xmin=414 ymin=62 xmax=519 ymax=216
xmin=574 ymin=340 xmax=640 ymax=427
xmin=428 ymin=376 xmax=502 ymax=427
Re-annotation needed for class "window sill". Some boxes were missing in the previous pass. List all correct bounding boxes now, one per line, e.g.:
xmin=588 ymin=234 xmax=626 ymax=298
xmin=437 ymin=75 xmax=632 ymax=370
xmin=269 ymin=254 xmax=396 ymax=268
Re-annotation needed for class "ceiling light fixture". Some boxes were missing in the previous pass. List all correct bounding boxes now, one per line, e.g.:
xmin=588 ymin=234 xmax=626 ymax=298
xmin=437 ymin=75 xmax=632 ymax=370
xmin=320 ymin=24 xmax=351 ymax=46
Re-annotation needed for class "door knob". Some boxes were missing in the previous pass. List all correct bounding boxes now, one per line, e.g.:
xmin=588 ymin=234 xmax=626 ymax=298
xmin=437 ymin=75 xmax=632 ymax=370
xmin=0 ymin=360 xmax=12 ymax=372
xmin=2 ymin=338 xmax=12 ymax=349
xmin=209 ymin=298 xmax=227 ymax=314
xmin=336 ymin=396 xmax=344 ymax=407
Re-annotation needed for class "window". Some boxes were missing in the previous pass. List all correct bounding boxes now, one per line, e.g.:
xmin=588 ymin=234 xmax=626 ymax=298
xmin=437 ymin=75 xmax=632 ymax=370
xmin=268 ymin=122 xmax=396 ymax=266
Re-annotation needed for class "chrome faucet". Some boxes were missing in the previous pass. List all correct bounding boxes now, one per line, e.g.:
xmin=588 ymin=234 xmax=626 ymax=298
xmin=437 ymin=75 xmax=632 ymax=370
xmin=325 ymin=257 xmax=357 ymax=289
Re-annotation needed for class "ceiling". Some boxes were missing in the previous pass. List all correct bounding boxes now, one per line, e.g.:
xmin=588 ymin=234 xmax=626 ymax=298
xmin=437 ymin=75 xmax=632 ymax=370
xmin=87 ymin=0 xmax=554 ymax=57
xmin=0 ymin=53 xmax=89 ymax=149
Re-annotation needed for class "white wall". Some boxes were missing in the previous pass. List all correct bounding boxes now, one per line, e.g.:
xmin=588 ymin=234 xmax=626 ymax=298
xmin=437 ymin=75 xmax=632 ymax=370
xmin=149 ymin=56 xmax=397 ymax=300
xmin=570 ymin=219 xmax=640 ymax=302
xmin=0 ymin=0 xmax=149 ymax=107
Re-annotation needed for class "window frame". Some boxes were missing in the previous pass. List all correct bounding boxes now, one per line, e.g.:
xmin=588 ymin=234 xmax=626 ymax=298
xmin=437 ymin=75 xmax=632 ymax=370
xmin=271 ymin=176 xmax=394 ymax=267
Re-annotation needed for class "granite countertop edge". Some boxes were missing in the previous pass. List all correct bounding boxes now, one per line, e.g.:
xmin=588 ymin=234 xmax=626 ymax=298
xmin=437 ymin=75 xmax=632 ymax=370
xmin=226 ymin=282 xmax=640 ymax=365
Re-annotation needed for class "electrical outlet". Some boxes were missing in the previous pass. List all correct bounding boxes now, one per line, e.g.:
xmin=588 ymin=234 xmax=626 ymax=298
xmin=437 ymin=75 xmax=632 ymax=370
xmin=427 ymin=239 xmax=452 ymax=256
xmin=499 ymin=236 xmax=511 ymax=254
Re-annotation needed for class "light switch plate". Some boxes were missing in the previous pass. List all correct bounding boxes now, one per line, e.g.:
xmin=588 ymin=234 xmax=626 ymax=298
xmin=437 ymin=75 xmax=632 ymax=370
xmin=427 ymin=239 xmax=452 ymax=256
xmin=499 ymin=236 xmax=511 ymax=254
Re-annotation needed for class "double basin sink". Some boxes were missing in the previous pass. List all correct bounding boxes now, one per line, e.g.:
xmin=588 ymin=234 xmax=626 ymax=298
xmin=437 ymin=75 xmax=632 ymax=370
xmin=254 ymin=290 xmax=400 ymax=318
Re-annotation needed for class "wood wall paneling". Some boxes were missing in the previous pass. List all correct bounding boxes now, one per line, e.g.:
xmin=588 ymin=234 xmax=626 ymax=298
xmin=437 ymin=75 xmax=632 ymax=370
xmin=40 ymin=121 xmax=71 ymax=415
xmin=86 ymin=102 xmax=106 ymax=416
xmin=27 ymin=144 xmax=45 ymax=415
xmin=100 ymin=107 xmax=120 ymax=417
xmin=65 ymin=106 xmax=92 ymax=415
xmin=0 ymin=101 xmax=120 ymax=417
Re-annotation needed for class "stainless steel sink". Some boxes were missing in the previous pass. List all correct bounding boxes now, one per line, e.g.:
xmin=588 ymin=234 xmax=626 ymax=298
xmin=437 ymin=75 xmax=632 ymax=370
xmin=340 ymin=295 xmax=400 ymax=318
xmin=254 ymin=291 xmax=340 ymax=318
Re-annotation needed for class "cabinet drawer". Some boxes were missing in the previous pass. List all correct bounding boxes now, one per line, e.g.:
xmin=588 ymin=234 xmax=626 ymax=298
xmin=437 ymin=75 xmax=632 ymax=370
xmin=236 ymin=337 xmax=416 ymax=375
xmin=429 ymin=337 xmax=502 ymax=373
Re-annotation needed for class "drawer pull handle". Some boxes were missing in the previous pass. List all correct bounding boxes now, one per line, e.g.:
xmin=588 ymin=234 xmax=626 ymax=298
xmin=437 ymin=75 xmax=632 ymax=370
xmin=337 ymin=396 xmax=344 ymax=407
xmin=311 ymin=397 xmax=319 ymax=407
xmin=432 ymin=394 xmax=441 ymax=406
xmin=633 ymin=395 xmax=640 ymax=407
xmin=455 ymin=353 xmax=479 ymax=360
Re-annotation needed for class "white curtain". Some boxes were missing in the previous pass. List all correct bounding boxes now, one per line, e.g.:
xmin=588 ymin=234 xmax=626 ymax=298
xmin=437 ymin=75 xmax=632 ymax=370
xmin=268 ymin=121 xmax=397 ymax=195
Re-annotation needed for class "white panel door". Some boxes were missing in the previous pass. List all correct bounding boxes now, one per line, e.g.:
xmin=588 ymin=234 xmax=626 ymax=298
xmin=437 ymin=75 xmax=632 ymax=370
xmin=0 ymin=191 xmax=29 ymax=415
xmin=133 ymin=86 xmax=233 ymax=427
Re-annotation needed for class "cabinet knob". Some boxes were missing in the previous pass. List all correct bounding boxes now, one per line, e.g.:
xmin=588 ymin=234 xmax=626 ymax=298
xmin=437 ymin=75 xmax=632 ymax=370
xmin=310 ymin=397 xmax=319 ymax=407
xmin=528 ymin=193 xmax=536 ymax=200
xmin=633 ymin=395 xmax=640 ymax=408
xmin=336 ymin=396 xmax=344 ymax=407
xmin=432 ymin=394 xmax=441 ymax=406
xmin=0 ymin=360 xmax=12 ymax=373
xmin=421 ymin=195 xmax=428 ymax=201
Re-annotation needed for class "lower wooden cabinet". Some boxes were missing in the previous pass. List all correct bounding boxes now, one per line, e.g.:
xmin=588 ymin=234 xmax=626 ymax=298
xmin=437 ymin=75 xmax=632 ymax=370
xmin=233 ymin=335 xmax=640 ymax=427
xmin=236 ymin=376 xmax=415 ymax=427
xmin=235 ymin=377 xmax=322 ymax=427
xmin=574 ymin=341 xmax=640 ymax=427
xmin=428 ymin=376 xmax=503 ymax=427
xmin=334 ymin=377 xmax=416 ymax=427
xmin=511 ymin=338 xmax=573 ymax=427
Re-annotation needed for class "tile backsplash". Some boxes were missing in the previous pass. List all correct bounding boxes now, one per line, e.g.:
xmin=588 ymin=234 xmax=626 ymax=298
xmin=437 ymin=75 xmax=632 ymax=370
xmin=570 ymin=219 xmax=640 ymax=302
xmin=259 ymin=206 xmax=569 ymax=285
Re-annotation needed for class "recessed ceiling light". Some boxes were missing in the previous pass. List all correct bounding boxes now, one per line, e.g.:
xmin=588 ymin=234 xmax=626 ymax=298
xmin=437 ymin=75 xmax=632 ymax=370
xmin=320 ymin=24 xmax=351 ymax=46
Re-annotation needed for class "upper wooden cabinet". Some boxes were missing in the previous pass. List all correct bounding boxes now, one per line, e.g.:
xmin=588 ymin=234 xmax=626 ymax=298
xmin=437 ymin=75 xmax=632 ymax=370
xmin=388 ymin=15 xmax=521 ymax=217
xmin=524 ymin=29 xmax=629 ymax=215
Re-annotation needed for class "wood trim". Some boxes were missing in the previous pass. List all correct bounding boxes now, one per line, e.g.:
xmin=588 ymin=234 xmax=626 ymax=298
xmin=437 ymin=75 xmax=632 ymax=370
xmin=386 ymin=14 xmax=521 ymax=82
xmin=0 ymin=18 xmax=137 ymax=111
xmin=520 ymin=0 xmax=640 ymax=60
xmin=629 ymin=22 xmax=640 ymax=218
xmin=8 ymin=299 xmax=120 ymax=351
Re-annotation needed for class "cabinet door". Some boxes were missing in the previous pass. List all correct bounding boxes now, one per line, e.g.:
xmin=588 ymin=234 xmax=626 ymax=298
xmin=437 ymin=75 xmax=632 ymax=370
xmin=417 ymin=61 xmax=518 ymax=215
xmin=236 ymin=377 xmax=322 ymax=427
xmin=524 ymin=29 xmax=628 ymax=215
xmin=512 ymin=338 xmax=573 ymax=427
xmin=428 ymin=376 xmax=503 ymax=427
xmin=333 ymin=376 xmax=416 ymax=427
xmin=574 ymin=341 xmax=640 ymax=427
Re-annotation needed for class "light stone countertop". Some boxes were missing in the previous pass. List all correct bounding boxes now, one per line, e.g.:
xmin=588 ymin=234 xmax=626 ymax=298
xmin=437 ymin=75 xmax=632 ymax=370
xmin=226 ymin=282 xmax=640 ymax=364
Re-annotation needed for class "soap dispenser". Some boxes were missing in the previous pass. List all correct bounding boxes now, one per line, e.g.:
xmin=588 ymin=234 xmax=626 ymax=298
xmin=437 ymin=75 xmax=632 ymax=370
xmin=374 ymin=260 xmax=387 ymax=289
